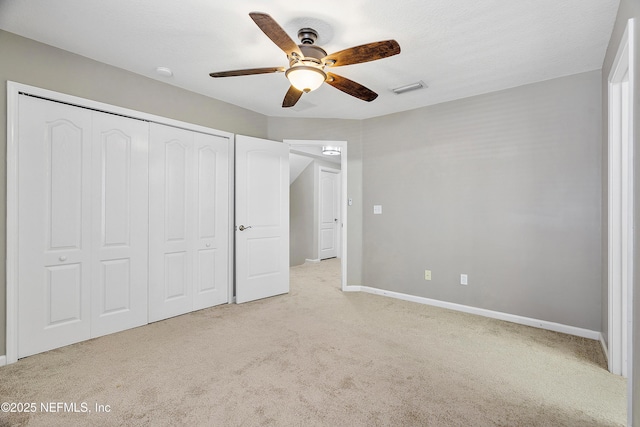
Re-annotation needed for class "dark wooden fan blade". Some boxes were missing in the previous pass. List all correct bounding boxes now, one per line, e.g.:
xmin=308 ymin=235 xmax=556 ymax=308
xmin=209 ymin=67 xmax=285 ymax=78
xmin=325 ymin=72 xmax=378 ymax=102
xmin=323 ymin=40 xmax=400 ymax=67
xmin=282 ymin=85 xmax=303 ymax=108
xmin=249 ymin=12 xmax=303 ymax=57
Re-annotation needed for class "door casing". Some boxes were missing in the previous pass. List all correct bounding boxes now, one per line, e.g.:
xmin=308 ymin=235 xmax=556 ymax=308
xmin=606 ymin=18 xmax=635 ymax=425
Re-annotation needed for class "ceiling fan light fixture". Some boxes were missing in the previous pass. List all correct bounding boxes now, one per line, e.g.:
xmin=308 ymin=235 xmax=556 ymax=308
xmin=285 ymin=65 xmax=326 ymax=93
xmin=322 ymin=146 xmax=341 ymax=156
xmin=209 ymin=13 xmax=401 ymax=108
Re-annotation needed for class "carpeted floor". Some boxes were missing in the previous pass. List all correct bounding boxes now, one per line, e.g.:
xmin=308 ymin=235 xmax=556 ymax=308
xmin=0 ymin=258 xmax=627 ymax=426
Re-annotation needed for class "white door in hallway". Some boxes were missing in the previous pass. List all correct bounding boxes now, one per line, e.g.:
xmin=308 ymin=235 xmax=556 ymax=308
xmin=235 ymin=135 xmax=289 ymax=303
xmin=149 ymin=123 xmax=229 ymax=322
xmin=319 ymin=169 xmax=340 ymax=260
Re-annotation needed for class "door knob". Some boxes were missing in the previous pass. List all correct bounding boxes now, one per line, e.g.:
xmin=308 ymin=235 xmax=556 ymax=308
xmin=59 ymin=256 xmax=67 ymax=262
xmin=238 ymin=225 xmax=252 ymax=231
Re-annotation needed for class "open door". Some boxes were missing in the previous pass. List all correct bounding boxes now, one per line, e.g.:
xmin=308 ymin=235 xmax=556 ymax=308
xmin=235 ymin=135 xmax=289 ymax=303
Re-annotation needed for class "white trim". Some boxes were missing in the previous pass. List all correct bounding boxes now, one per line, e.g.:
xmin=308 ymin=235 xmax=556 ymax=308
xmin=358 ymin=286 xmax=601 ymax=340
xmin=6 ymin=81 xmax=236 ymax=364
xmin=285 ymin=140 xmax=348 ymax=291
xmin=607 ymin=20 xmax=635 ymax=407
xmin=628 ymin=21 xmax=636 ymax=427
xmin=227 ymin=135 xmax=236 ymax=305
xmin=7 ymin=82 xmax=234 ymax=138
xmin=304 ymin=258 xmax=321 ymax=264
xmin=600 ymin=333 xmax=610 ymax=364
xmin=0 ymin=356 xmax=6 ymax=367
xmin=6 ymin=83 xmax=19 ymax=365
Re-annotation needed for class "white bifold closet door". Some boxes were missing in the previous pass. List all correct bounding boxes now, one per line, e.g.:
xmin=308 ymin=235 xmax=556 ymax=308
xmin=148 ymin=123 xmax=229 ymax=322
xmin=90 ymin=111 xmax=149 ymax=337
xmin=17 ymin=95 xmax=149 ymax=358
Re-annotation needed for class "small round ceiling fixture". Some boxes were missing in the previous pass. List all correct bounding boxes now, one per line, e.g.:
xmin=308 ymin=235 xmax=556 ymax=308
xmin=155 ymin=66 xmax=173 ymax=77
xmin=322 ymin=146 xmax=341 ymax=156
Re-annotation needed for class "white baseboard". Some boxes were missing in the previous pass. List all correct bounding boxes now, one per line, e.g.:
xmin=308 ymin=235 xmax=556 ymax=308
xmin=357 ymin=286 xmax=601 ymax=340
xmin=599 ymin=333 xmax=609 ymax=363
xmin=304 ymin=258 xmax=320 ymax=264
xmin=0 ymin=355 xmax=6 ymax=367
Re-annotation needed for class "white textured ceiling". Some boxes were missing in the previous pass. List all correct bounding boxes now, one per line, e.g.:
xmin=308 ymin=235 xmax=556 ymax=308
xmin=0 ymin=0 xmax=619 ymax=120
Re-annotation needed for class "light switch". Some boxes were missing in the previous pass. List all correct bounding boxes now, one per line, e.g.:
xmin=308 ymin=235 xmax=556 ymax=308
xmin=373 ymin=205 xmax=382 ymax=214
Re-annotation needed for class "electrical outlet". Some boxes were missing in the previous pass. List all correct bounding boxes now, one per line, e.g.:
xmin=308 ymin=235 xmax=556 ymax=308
xmin=460 ymin=274 xmax=468 ymax=285
xmin=424 ymin=270 xmax=432 ymax=280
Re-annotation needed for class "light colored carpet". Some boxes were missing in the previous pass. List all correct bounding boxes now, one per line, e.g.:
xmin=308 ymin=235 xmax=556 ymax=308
xmin=0 ymin=259 xmax=627 ymax=426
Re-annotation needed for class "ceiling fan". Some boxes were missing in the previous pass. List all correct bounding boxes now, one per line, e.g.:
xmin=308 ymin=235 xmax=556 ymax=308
xmin=209 ymin=12 xmax=401 ymax=108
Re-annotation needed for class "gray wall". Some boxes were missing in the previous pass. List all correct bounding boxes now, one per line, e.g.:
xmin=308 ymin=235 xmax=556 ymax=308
xmin=0 ymin=30 xmax=269 ymax=356
xmin=290 ymin=163 xmax=315 ymax=266
xmin=268 ymin=118 xmax=364 ymax=286
xmin=0 ymin=23 xmax=619 ymax=385
xmin=361 ymin=71 xmax=602 ymax=331
xmin=600 ymin=0 xmax=640 ymax=423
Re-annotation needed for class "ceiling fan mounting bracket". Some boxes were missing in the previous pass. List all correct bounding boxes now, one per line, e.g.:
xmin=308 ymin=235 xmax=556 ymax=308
xmin=298 ymin=28 xmax=318 ymax=45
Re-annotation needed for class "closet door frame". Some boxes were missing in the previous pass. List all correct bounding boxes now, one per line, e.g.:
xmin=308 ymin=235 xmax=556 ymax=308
xmin=6 ymin=81 xmax=234 ymax=364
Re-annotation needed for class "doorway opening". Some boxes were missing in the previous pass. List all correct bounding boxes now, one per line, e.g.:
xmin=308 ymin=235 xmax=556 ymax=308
xmin=286 ymin=140 xmax=348 ymax=291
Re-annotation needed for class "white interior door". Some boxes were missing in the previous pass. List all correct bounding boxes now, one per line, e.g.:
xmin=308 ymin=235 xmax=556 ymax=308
xmin=192 ymin=132 xmax=230 ymax=311
xmin=149 ymin=123 xmax=229 ymax=322
xmin=18 ymin=96 xmax=93 ymax=358
xmin=235 ymin=135 xmax=289 ymax=304
xmin=319 ymin=169 xmax=340 ymax=260
xmin=149 ymin=124 xmax=193 ymax=321
xmin=90 ymin=111 xmax=149 ymax=337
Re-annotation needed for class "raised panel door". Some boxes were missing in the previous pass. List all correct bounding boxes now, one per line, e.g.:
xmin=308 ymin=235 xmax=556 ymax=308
xmin=149 ymin=124 xmax=194 ymax=321
xmin=90 ymin=111 xmax=149 ymax=337
xmin=235 ymin=135 xmax=289 ymax=304
xmin=18 ymin=96 xmax=92 ymax=358
xmin=149 ymin=124 xmax=230 ymax=321
xmin=319 ymin=170 xmax=339 ymax=259
xmin=193 ymin=132 xmax=229 ymax=310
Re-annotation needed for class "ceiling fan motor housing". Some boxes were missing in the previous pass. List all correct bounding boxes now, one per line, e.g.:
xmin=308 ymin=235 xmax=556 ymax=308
xmin=295 ymin=45 xmax=327 ymax=62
